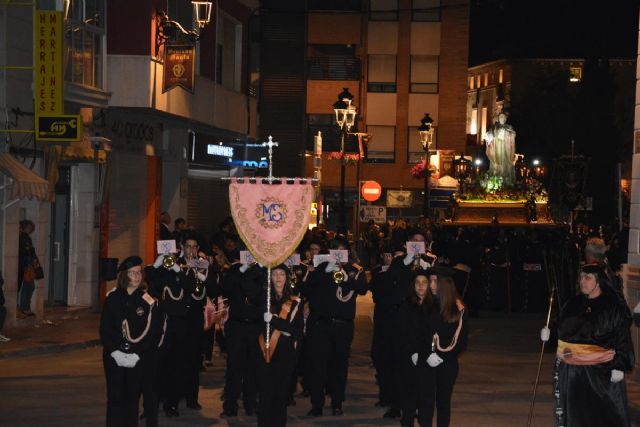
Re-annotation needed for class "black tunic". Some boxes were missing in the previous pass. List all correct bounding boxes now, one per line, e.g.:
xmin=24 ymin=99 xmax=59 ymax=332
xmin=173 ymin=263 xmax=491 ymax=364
xmin=555 ymin=286 xmax=634 ymax=427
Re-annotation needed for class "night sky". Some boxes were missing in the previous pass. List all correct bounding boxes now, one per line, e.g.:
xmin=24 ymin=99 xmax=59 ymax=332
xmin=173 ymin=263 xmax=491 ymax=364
xmin=470 ymin=0 xmax=639 ymax=65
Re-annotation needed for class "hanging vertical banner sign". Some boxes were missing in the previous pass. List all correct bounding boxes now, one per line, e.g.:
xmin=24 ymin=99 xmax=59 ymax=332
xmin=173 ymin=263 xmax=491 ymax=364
xmin=34 ymin=10 xmax=63 ymax=117
xmin=163 ymin=43 xmax=196 ymax=93
xmin=229 ymin=179 xmax=313 ymax=267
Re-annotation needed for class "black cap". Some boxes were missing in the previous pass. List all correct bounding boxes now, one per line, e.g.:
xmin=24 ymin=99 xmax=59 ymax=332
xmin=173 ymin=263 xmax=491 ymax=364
xmin=412 ymin=268 xmax=431 ymax=278
xmin=272 ymin=264 xmax=291 ymax=277
xmin=117 ymin=256 xmax=143 ymax=272
xmin=428 ymin=265 xmax=456 ymax=279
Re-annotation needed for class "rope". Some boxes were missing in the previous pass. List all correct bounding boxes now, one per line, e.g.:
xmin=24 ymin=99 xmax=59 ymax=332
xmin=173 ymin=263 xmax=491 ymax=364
xmin=163 ymin=286 xmax=183 ymax=301
xmin=122 ymin=305 xmax=154 ymax=344
xmin=434 ymin=309 xmax=465 ymax=353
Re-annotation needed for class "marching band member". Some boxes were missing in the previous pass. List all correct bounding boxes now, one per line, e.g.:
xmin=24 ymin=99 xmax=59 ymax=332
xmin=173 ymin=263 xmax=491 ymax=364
xmin=175 ymin=232 xmax=215 ymax=411
xmin=369 ymin=244 xmax=395 ymax=408
xmin=304 ymin=237 xmax=368 ymax=417
xmin=100 ymin=256 xmax=162 ymax=427
xmin=425 ymin=267 xmax=468 ymax=427
xmin=249 ymin=264 xmax=304 ymax=426
xmin=398 ymin=268 xmax=437 ymax=427
xmin=220 ymin=252 xmax=262 ymax=417
xmin=542 ymin=264 xmax=634 ymax=427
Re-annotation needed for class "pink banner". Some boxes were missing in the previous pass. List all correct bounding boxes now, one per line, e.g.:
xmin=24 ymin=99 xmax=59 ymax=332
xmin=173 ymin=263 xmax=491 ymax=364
xmin=229 ymin=178 xmax=313 ymax=267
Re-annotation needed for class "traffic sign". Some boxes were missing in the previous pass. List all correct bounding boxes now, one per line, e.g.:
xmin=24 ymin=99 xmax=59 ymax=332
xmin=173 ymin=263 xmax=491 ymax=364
xmin=359 ymin=206 xmax=386 ymax=223
xmin=36 ymin=115 xmax=82 ymax=141
xmin=361 ymin=180 xmax=382 ymax=202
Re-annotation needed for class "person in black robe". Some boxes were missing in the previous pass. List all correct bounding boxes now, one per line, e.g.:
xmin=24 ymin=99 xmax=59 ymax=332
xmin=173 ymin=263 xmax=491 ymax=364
xmin=397 ymin=268 xmax=436 ymax=426
xmin=246 ymin=264 xmax=304 ymax=426
xmin=541 ymin=264 xmax=634 ymax=427
xmin=100 ymin=256 xmax=163 ymax=427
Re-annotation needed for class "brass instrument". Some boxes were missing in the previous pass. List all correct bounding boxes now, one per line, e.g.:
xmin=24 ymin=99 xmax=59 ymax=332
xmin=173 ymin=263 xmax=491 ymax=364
xmin=332 ymin=269 xmax=345 ymax=284
xmin=162 ymin=254 xmax=177 ymax=269
xmin=410 ymin=254 xmax=422 ymax=273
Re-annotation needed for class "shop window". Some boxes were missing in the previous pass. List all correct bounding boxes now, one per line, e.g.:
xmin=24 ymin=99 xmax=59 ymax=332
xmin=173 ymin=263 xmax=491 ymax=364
xmin=370 ymin=0 xmax=398 ymax=21
xmin=368 ymin=54 xmax=396 ymax=92
xmin=366 ymin=125 xmax=395 ymax=163
xmin=64 ymin=0 xmax=106 ymax=89
xmin=412 ymin=0 xmax=440 ymax=21
xmin=410 ymin=55 xmax=438 ymax=93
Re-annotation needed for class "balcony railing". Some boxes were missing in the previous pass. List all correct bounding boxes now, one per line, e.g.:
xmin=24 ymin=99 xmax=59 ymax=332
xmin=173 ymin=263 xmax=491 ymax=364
xmin=307 ymin=57 xmax=361 ymax=81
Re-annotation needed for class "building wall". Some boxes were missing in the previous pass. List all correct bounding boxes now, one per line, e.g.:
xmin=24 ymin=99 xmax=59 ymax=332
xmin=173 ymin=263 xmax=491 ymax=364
xmin=306 ymin=0 xmax=469 ymax=190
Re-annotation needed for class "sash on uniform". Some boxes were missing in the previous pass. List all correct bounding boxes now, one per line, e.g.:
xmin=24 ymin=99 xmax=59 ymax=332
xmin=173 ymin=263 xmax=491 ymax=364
xmin=229 ymin=178 xmax=313 ymax=267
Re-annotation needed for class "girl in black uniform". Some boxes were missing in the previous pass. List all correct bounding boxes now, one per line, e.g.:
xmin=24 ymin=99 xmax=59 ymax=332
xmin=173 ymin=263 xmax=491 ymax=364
xmin=254 ymin=264 xmax=304 ymax=426
xmin=425 ymin=268 xmax=468 ymax=427
xmin=100 ymin=256 xmax=162 ymax=427
xmin=398 ymin=268 xmax=436 ymax=426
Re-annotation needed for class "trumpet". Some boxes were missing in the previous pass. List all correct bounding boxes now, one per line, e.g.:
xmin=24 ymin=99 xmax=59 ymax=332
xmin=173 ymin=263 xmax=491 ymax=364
xmin=410 ymin=254 xmax=422 ymax=273
xmin=332 ymin=269 xmax=345 ymax=284
xmin=162 ymin=254 xmax=177 ymax=269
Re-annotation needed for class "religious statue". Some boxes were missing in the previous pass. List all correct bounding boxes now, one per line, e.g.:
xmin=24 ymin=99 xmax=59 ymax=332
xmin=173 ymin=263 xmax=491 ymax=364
xmin=485 ymin=113 xmax=516 ymax=184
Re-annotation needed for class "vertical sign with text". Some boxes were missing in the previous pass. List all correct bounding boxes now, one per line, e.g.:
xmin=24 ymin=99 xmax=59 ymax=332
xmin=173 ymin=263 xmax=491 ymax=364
xmin=34 ymin=10 xmax=63 ymax=117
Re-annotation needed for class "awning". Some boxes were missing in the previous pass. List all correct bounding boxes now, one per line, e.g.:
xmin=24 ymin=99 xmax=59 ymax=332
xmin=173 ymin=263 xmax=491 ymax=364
xmin=0 ymin=153 xmax=50 ymax=202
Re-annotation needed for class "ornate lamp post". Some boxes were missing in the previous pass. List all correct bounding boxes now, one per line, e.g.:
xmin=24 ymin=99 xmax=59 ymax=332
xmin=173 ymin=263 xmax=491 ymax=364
xmin=532 ymin=159 xmax=545 ymax=181
xmin=418 ymin=113 xmax=435 ymax=217
xmin=333 ymin=88 xmax=357 ymax=234
xmin=453 ymin=153 xmax=471 ymax=192
xmin=192 ymin=1 xmax=213 ymax=28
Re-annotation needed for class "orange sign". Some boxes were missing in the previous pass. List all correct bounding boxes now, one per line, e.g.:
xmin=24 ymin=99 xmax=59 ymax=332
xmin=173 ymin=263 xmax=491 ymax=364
xmin=361 ymin=181 xmax=382 ymax=202
xmin=34 ymin=10 xmax=63 ymax=116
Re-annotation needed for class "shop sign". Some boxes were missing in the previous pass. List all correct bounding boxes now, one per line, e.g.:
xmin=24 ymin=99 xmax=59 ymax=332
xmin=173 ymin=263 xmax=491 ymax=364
xmin=36 ymin=115 xmax=82 ymax=141
xmin=163 ymin=43 xmax=196 ymax=93
xmin=34 ymin=10 xmax=63 ymax=119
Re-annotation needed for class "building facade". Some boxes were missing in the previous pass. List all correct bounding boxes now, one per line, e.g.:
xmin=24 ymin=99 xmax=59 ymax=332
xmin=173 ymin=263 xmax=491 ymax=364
xmin=0 ymin=0 xmax=258 ymax=325
xmin=295 ymin=0 xmax=469 ymax=228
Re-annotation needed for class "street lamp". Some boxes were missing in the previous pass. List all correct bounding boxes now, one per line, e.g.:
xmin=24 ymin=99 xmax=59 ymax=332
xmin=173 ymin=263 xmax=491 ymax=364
xmin=453 ymin=153 xmax=471 ymax=191
xmin=418 ymin=113 xmax=435 ymax=217
xmin=333 ymin=88 xmax=356 ymax=234
xmin=192 ymin=1 xmax=213 ymax=28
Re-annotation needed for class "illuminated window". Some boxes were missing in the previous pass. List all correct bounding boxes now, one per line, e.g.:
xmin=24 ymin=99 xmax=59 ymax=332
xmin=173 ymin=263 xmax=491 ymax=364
xmin=483 ymin=73 xmax=488 ymax=87
xmin=469 ymin=108 xmax=478 ymax=135
xmin=469 ymin=76 xmax=474 ymax=90
xmin=569 ymin=67 xmax=582 ymax=83
xmin=498 ymin=68 xmax=503 ymax=83
xmin=476 ymin=75 xmax=480 ymax=88
xmin=480 ymin=106 xmax=487 ymax=141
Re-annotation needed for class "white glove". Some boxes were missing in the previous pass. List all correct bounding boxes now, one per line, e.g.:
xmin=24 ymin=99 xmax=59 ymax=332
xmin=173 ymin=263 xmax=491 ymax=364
xmin=239 ymin=263 xmax=250 ymax=273
xmin=411 ymin=353 xmax=418 ymax=366
xmin=633 ymin=301 xmax=640 ymax=314
xmin=153 ymin=254 xmax=165 ymax=269
xmin=427 ymin=352 xmax=444 ymax=368
xmin=126 ymin=353 xmax=140 ymax=368
xmin=111 ymin=350 xmax=130 ymax=367
xmin=170 ymin=263 xmax=180 ymax=273
xmin=264 ymin=311 xmax=273 ymax=323
xmin=540 ymin=326 xmax=550 ymax=342
xmin=196 ymin=272 xmax=207 ymax=282
xmin=403 ymin=253 xmax=414 ymax=266
xmin=324 ymin=261 xmax=337 ymax=273
xmin=611 ymin=369 xmax=624 ymax=383
xmin=341 ymin=269 xmax=349 ymax=283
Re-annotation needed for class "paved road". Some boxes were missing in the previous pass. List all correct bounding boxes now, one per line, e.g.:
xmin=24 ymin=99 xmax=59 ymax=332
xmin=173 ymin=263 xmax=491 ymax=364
xmin=0 ymin=295 xmax=560 ymax=426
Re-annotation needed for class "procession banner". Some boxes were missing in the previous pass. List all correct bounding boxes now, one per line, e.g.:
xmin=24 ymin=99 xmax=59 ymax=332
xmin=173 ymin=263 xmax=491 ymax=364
xmin=229 ymin=178 xmax=313 ymax=267
xmin=163 ymin=43 xmax=196 ymax=93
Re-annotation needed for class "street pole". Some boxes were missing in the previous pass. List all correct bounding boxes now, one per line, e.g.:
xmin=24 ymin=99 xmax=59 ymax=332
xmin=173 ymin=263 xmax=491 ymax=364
xmin=339 ymin=130 xmax=346 ymax=234
xmin=423 ymin=151 xmax=431 ymax=218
